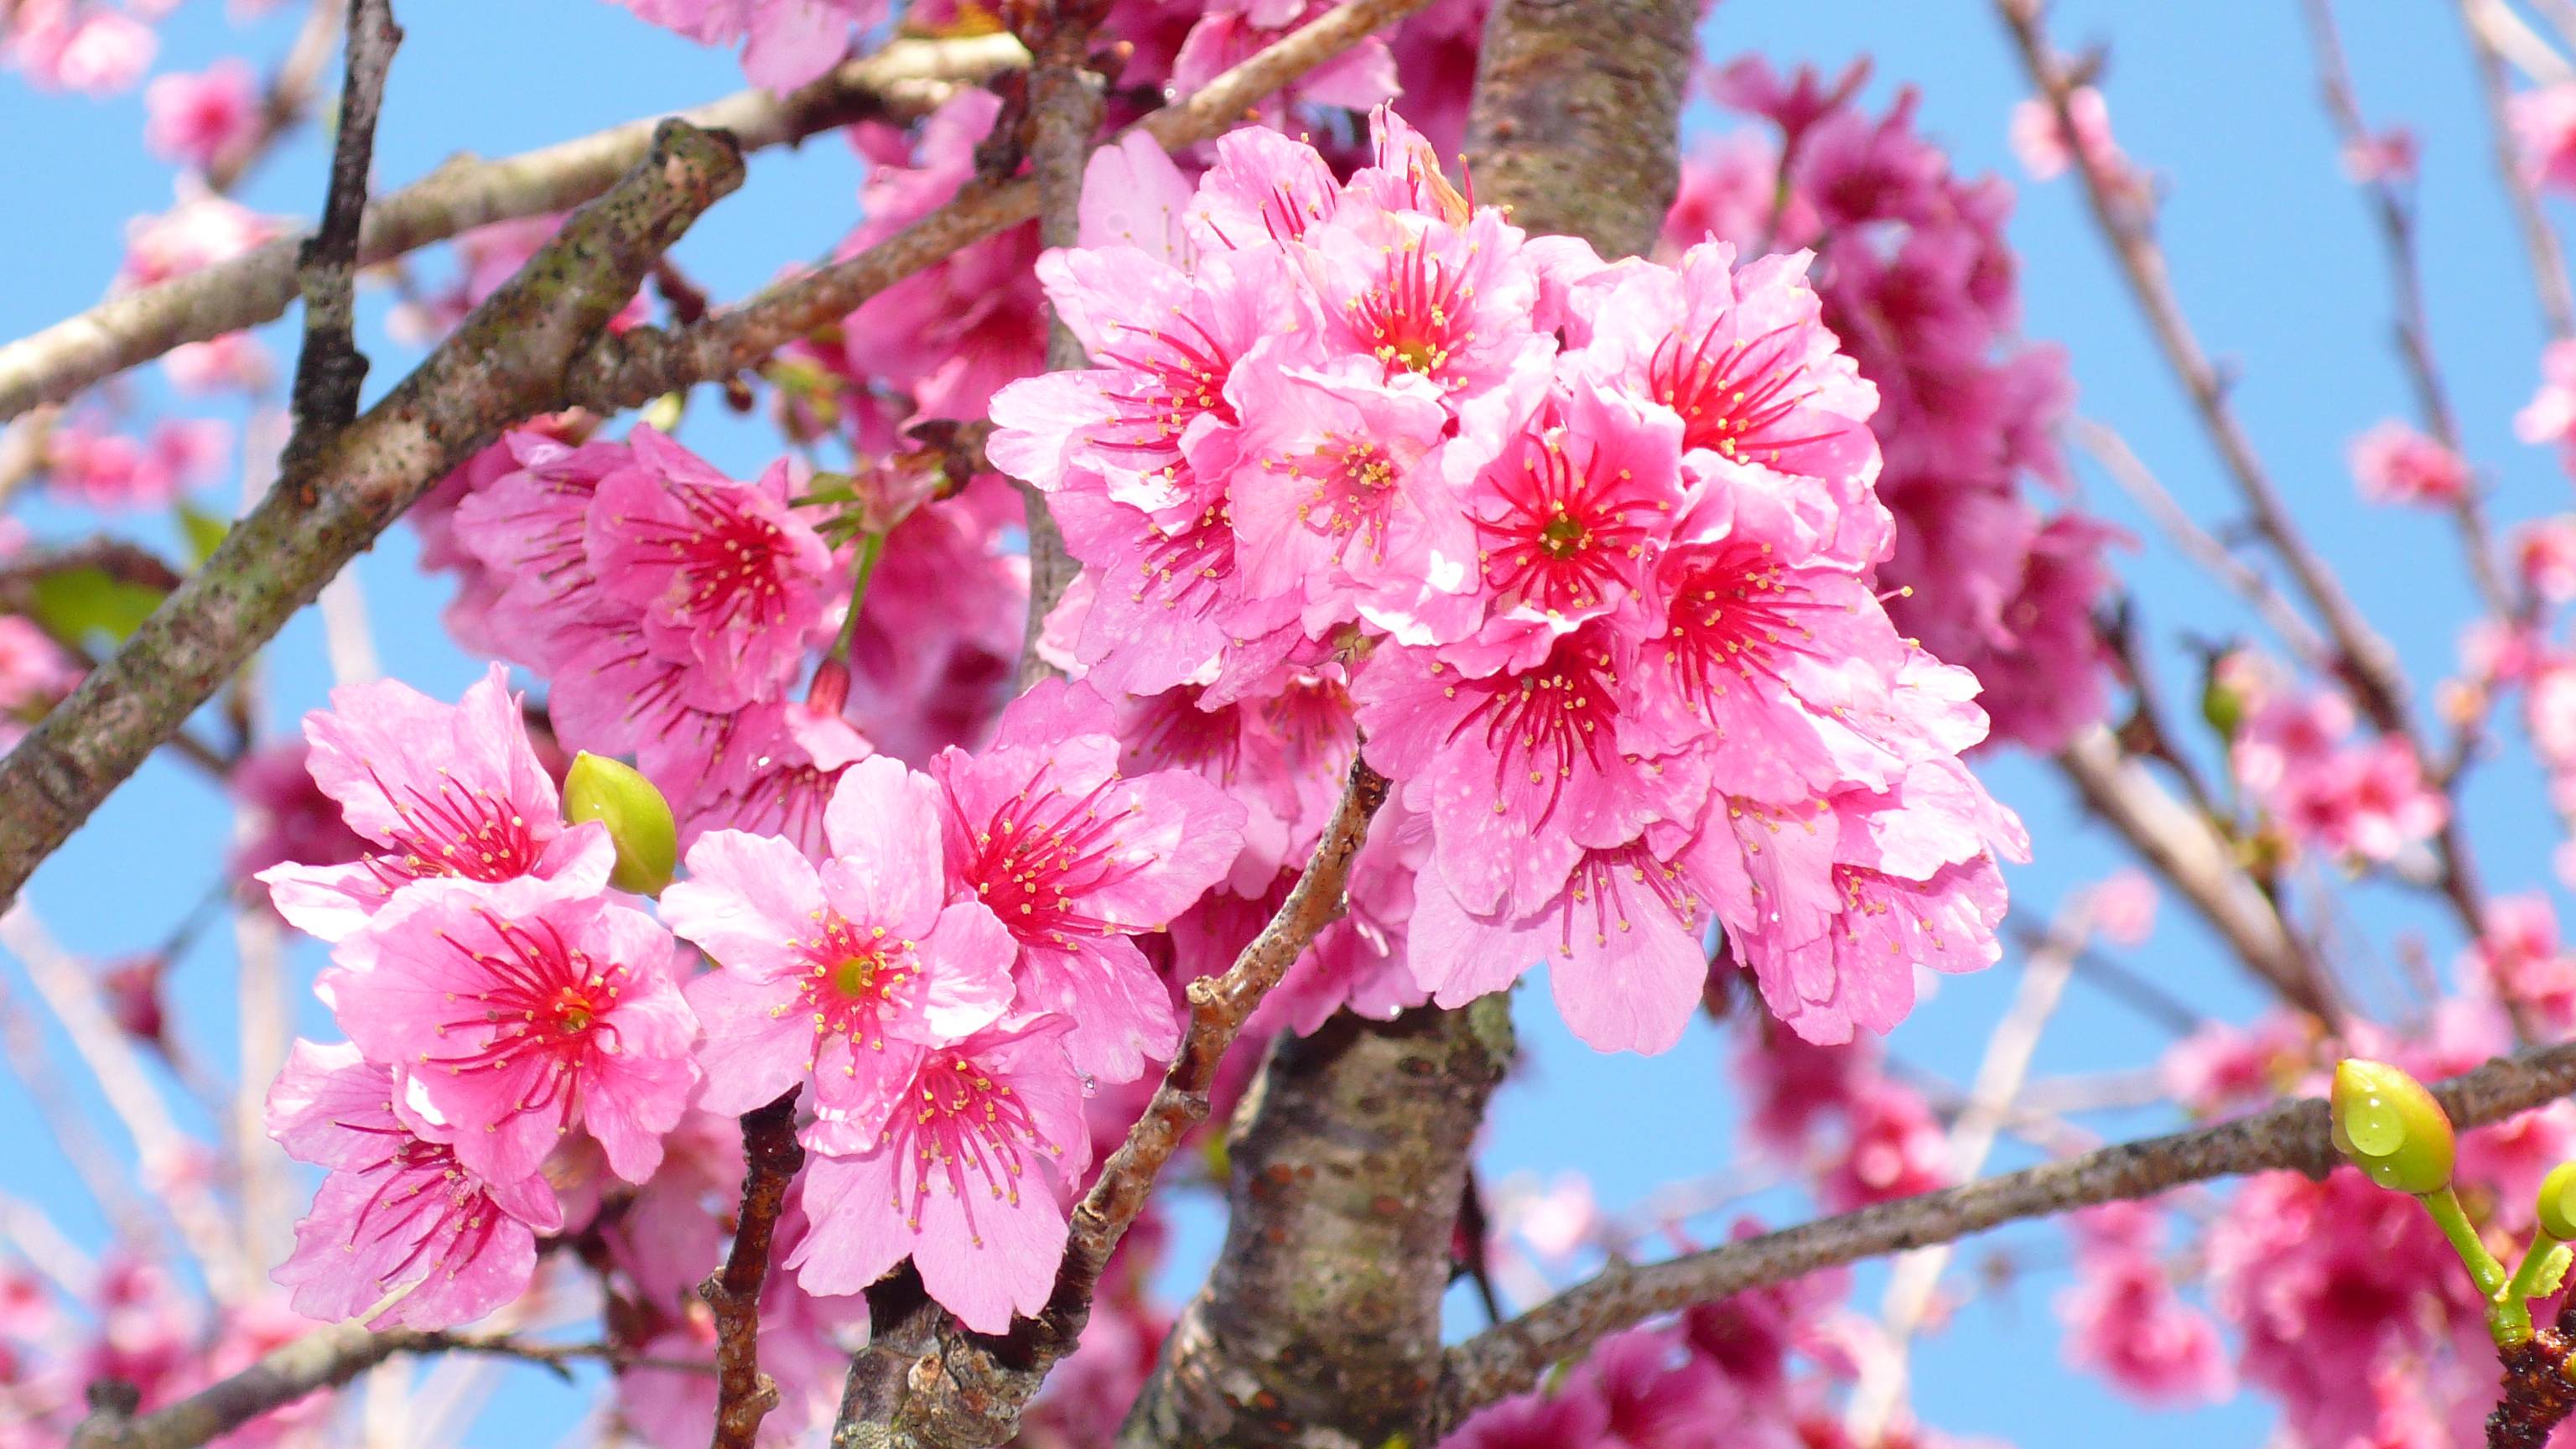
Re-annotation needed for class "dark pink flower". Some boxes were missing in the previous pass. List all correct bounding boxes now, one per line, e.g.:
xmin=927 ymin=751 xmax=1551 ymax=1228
xmin=143 ymin=59 xmax=256 ymax=171
xmin=2349 ymin=419 xmax=2471 ymax=506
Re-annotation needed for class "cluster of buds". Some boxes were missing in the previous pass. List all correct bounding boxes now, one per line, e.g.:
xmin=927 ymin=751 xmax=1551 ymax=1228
xmin=2330 ymin=1059 xmax=2576 ymax=1346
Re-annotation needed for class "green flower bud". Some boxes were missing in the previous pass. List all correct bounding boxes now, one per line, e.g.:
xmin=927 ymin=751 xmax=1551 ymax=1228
xmin=563 ymin=752 xmax=677 ymax=897
xmin=2540 ymin=1162 xmax=2576 ymax=1242
xmin=2330 ymin=1058 xmax=2456 ymax=1195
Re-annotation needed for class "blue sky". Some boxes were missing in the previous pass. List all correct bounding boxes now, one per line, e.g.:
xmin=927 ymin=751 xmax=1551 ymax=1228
xmin=3 ymin=1 xmax=2570 ymax=1444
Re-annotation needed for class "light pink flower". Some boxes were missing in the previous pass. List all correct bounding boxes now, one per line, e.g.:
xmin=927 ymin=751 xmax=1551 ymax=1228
xmin=2516 ymin=516 xmax=2576 ymax=602
xmin=607 ymin=0 xmax=888 ymax=92
xmin=321 ymin=877 xmax=699 ymax=1184
xmin=2515 ymin=82 xmax=2576 ymax=192
xmin=1816 ymin=1075 xmax=1947 ymax=1211
xmin=931 ymin=682 xmax=1247 ymax=1081
xmin=117 ymin=188 xmax=276 ymax=290
xmin=9 ymin=4 xmax=154 ymax=94
xmin=266 ymin=1040 xmax=562 ymax=1328
xmin=2464 ymin=894 xmax=2576 ymax=1034
xmin=2518 ymin=340 xmax=2576 ymax=461
xmin=256 ymin=665 xmax=610 ymax=942
xmin=661 ymin=756 xmax=1016 ymax=1147
xmin=792 ymin=1019 xmax=1090 ymax=1332
xmin=2055 ymin=1202 xmax=2231 ymax=1405
xmin=2349 ymin=419 xmax=2471 ymax=506
xmin=143 ymin=59 xmax=257 ymax=171
xmin=2007 ymin=86 xmax=2125 ymax=184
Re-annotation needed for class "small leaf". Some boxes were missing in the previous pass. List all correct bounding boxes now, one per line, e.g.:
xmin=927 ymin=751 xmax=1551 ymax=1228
xmin=2537 ymin=1243 xmax=2573 ymax=1299
xmin=176 ymin=503 xmax=230 ymax=565
xmin=31 ymin=568 xmax=165 ymax=647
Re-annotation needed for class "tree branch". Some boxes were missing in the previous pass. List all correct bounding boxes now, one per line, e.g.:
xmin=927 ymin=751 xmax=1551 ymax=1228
xmin=282 ymin=0 xmax=402 ymax=472
xmin=709 ymin=1092 xmax=808 ymax=1449
xmin=0 ymin=34 xmax=1025 ymax=423
xmin=828 ymin=760 xmax=1391 ymax=1448
xmin=0 ymin=121 xmax=746 ymax=910
xmin=1430 ymin=1034 xmax=2576 ymax=1434
xmin=205 ymin=0 xmax=346 ymax=195
xmin=69 ymin=1325 xmax=641 ymax=1449
xmin=2461 ymin=0 xmax=2576 ymax=342
xmin=562 ymin=0 xmax=1440 ymax=414
xmin=1015 ymin=0 xmax=1107 ymax=688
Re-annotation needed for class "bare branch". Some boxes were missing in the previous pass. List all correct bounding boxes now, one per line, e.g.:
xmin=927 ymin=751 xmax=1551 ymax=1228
xmin=0 ymin=122 xmax=746 ymax=910
xmin=0 ymin=35 xmax=1026 ymax=423
xmin=2053 ymin=724 xmax=2330 ymax=1018
xmin=1431 ymin=1034 xmax=2576 ymax=1433
xmin=564 ymin=0 xmax=1441 ymax=413
xmin=283 ymin=0 xmax=402 ymax=470
xmin=709 ymin=1093 xmax=808 ymax=1449
xmin=2300 ymin=0 xmax=2516 ymax=618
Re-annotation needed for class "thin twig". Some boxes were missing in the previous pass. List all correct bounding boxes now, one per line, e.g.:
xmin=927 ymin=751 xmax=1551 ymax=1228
xmin=1848 ymin=898 xmax=2090 ymax=1442
xmin=708 ymin=1093 xmax=807 ymax=1449
xmin=282 ymin=0 xmax=402 ymax=474
xmin=2300 ymin=0 xmax=2516 ymax=618
xmin=2464 ymin=0 xmax=2576 ymax=340
xmin=1431 ymin=1032 xmax=2576 ymax=1433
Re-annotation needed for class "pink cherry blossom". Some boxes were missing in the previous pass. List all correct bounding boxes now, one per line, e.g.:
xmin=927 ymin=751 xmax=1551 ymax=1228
xmin=2463 ymin=893 xmax=2576 ymax=1034
xmin=2349 ymin=419 xmax=2472 ymax=506
xmin=322 ymin=876 xmax=699 ymax=1184
xmin=2515 ymin=516 xmax=2576 ymax=602
xmin=2054 ymin=1202 xmax=2231 ymax=1405
xmin=2007 ymin=86 xmax=2125 ymax=184
xmin=8 ymin=3 xmax=153 ymax=94
xmin=256 ymin=664 xmax=610 ymax=941
xmin=792 ymin=1018 xmax=1091 ymax=1332
xmin=265 ymin=1040 xmax=562 ymax=1328
xmin=143 ymin=59 xmax=256 ymax=171
xmin=117 ymin=188 xmax=276 ymax=290
xmin=2519 ymin=340 xmax=2576 ymax=465
xmin=2515 ymin=82 xmax=2576 ymax=192
xmin=661 ymin=756 xmax=1017 ymax=1145
xmin=1816 ymin=1074 xmax=1947 ymax=1211
xmin=931 ymin=683 xmax=1245 ymax=1081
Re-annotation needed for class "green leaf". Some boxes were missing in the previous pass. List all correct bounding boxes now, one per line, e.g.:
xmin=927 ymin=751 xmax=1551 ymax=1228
xmin=176 ymin=503 xmax=230 ymax=566
xmin=30 ymin=568 xmax=164 ymax=646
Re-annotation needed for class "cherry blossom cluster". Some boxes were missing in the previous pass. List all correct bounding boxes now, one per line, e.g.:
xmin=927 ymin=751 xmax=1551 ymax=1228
xmin=1685 ymin=60 xmax=2122 ymax=754
xmin=989 ymin=106 xmax=2028 ymax=1052
xmin=2219 ymin=652 xmax=2448 ymax=869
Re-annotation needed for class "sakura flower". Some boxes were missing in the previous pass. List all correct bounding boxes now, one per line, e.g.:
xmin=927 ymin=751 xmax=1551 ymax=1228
xmin=607 ymin=0 xmax=888 ymax=92
xmin=1303 ymin=191 xmax=1545 ymax=400
xmin=2518 ymin=340 xmax=2576 ymax=464
xmin=449 ymin=431 xmax=635 ymax=677
xmin=1171 ymin=2 xmax=1398 ymax=127
xmin=660 ymin=755 xmax=1016 ymax=1148
xmin=1816 ymin=1075 xmax=1948 ymax=1211
xmin=2516 ymin=516 xmax=2576 ymax=602
xmin=2054 ymin=1202 xmax=2231 ymax=1405
xmin=1355 ymin=626 xmax=1707 ymax=918
xmin=266 ymin=1040 xmax=562 ymax=1329
xmin=2463 ymin=894 xmax=2576 ymax=1034
xmin=2349 ymin=419 xmax=2471 ymax=506
xmin=116 ymin=188 xmax=276 ymax=290
xmin=143 ymin=59 xmax=256 ymax=171
xmin=2007 ymin=86 xmax=2125 ymax=184
xmin=321 ymin=876 xmax=699 ymax=1184
xmin=255 ymin=664 xmax=612 ymax=942
xmin=2515 ymin=82 xmax=2576 ymax=192
xmin=792 ymin=1018 xmax=1090 ymax=1333
xmin=584 ymin=433 xmax=835 ymax=710
xmin=930 ymin=682 xmax=1247 ymax=1081
xmin=9 ymin=4 xmax=153 ymax=94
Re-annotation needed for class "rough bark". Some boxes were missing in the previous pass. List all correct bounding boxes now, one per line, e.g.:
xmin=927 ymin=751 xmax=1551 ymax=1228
xmin=1118 ymin=5 xmax=1695 ymax=1444
xmin=1117 ymin=1000 xmax=1514 ymax=1449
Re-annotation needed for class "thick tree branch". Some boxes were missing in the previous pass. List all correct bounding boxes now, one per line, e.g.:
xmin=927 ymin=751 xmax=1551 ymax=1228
xmin=1432 ymin=1035 xmax=2576 ymax=1435
xmin=0 ymin=35 xmax=1025 ymax=423
xmin=0 ymin=122 xmax=745 ymax=909
xmin=564 ymin=0 xmax=1439 ymax=414
xmin=283 ymin=0 xmax=401 ymax=472
xmin=830 ymin=761 xmax=1391 ymax=1448
xmin=709 ymin=1093 xmax=808 ymax=1449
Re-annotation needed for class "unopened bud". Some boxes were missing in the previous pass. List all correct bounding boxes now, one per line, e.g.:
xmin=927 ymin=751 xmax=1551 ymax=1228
xmin=2330 ymin=1058 xmax=2456 ymax=1195
xmin=2541 ymin=1162 xmax=2576 ymax=1241
xmin=563 ymin=752 xmax=677 ymax=896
